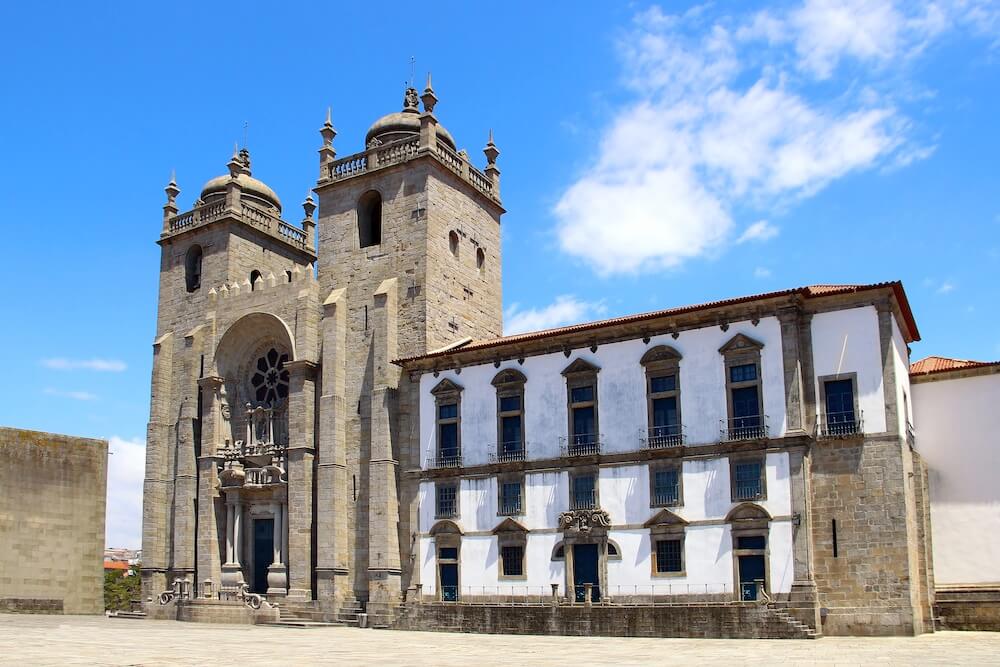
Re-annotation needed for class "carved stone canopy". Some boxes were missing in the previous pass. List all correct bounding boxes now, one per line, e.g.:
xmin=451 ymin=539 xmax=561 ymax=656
xmin=640 ymin=345 xmax=682 ymax=366
xmin=558 ymin=508 xmax=611 ymax=534
xmin=430 ymin=377 xmax=463 ymax=396
xmin=491 ymin=368 xmax=527 ymax=387
xmin=718 ymin=333 xmax=764 ymax=355
xmin=492 ymin=517 xmax=528 ymax=535
xmin=726 ymin=502 xmax=772 ymax=531
xmin=643 ymin=507 xmax=688 ymax=529
xmin=561 ymin=358 xmax=600 ymax=377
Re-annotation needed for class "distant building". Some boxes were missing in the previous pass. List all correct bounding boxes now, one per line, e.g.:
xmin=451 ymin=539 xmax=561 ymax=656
xmin=142 ymin=80 xmax=937 ymax=637
xmin=0 ymin=427 xmax=107 ymax=614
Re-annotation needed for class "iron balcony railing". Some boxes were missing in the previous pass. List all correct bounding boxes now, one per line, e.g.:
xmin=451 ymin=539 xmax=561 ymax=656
xmin=427 ymin=450 xmax=462 ymax=469
xmin=651 ymin=487 xmax=680 ymax=506
xmin=434 ymin=506 xmax=458 ymax=520
xmin=720 ymin=415 xmax=769 ymax=442
xmin=641 ymin=424 xmax=685 ymax=449
xmin=560 ymin=433 xmax=603 ymax=457
xmin=489 ymin=441 xmax=527 ymax=464
xmin=819 ymin=410 xmax=864 ymax=437
xmin=569 ymin=489 xmax=598 ymax=510
xmin=733 ymin=481 xmax=765 ymax=501
xmin=498 ymin=497 xmax=522 ymax=516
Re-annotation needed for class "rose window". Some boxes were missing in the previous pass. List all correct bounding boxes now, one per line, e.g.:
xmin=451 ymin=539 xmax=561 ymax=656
xmin=251 ymin=348 xmax=289 ymax=404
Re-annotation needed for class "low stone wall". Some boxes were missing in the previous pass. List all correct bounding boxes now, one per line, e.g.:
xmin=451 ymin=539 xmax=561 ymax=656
xmin=391 ymin=603 xmax=813 ymax=639
xmin=936 ymin=587 xmax=1000 ymax=632
xmin=0 ymin=598 xmax=64 ymax=614
xmin=147 ymin=600 xmax=279 ymax=625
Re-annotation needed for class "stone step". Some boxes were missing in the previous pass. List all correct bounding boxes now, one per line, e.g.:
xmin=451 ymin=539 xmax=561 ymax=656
xmin=262 ymin=619 xmax=343 ymax=628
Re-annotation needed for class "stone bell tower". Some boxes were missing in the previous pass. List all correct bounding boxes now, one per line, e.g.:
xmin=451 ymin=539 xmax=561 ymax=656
xmin=311 ymin=78 xmax=504 ymax=619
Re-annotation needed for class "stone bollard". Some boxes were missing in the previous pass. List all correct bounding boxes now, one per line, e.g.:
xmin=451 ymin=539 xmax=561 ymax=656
xmin=551 ymin=583 xmax=560 ymax=606
xmin=584 ymin=583 xmax=593 ymax=607
xmin=415 ymin=583 xmax=423 ymax=605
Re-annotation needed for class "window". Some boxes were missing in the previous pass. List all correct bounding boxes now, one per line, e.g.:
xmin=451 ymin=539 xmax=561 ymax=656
xmin=285 ymin=270 xmax=292 ymax=283
xmin=431 ymin=379 xmax=463 ymax=467
xmin=820 ymin=374 xmax=860 ymax=436
xmin=499 ymin=479 xmax=523 ymax=516
xmin=654 ymin=539 xmax=683 ymax=574
xmin=731 ymin=459 xmax=765 ymax=501
xmin=562 ymin=359 xmax=601 ymax=455
xmin=449 ymin=230 xmax=459 ymax=257
xmin=436 ymin=483 xmax=458 ymax=518
xmin=358 ymin=190 xmax=382 ymax=247
xmin=500 ymin=545 xmax=524 ymax=577
xmin=571 ymin=473 xmax=597 ymax=509
xmin=492 ymin=369 xmax=527 ymax=463
xmin=476 ymin=247 xmax=485 ymax=274
xmin=720 ymin=334 xmax=766 ymax=441
xmin=249 ymin=270 xmax=262 ymax=291
xmin=439 ymin=546 xmax=458 ymax=560
xmin=251 ymin=348 xmax=290 ymax=404
xmin=641 ymin=345 xmax=683 ymax=447
xmin=737 ymin=535 xmax=766 ymax=550
xmin=552 ymin=544 xmax=565 ymax=560
xmin=651 ymin=466 xmax=681 ymax=507
xmin=606 ymin=541 xmax=621 ymax=560
xmin=185 ymin=245 xmax=203 ymax=292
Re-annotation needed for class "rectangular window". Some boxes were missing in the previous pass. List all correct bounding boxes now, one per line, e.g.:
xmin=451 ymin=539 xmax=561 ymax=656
xmin=501 ymin=545 xmax=524 ymax=577
xmin=824 ymin=378 xmax=857 ymax=435
xmin=436 ymin=484 xmax=458 ymax=518
xmin=652 ymin=468 xmax=680 ymax=506
xmin=737 ymin=535 xmax=766 ymax=550
xmin=500 ymin=416 xmax=522 ymax=452
xmin=439 ymin=547 xmax=458 ymax=560
xmin=572 ymin=474 xmax=596 ymax=509
xmin=650 ymin=375 xmax=676 ymax=393
xmin=499 ymin=395 xmax=521 ymax=412
xmin=733 ymin=461 xmax=764 ymax=501
xmin=499 ymin=481 xmax=522 ymax=515
xmin=655 ymin=539 xmax=683 ymax=573
xmin=571 ymin=386 xmax=594 ymax=403
xmin=571 ymin=405 xmax=596 ymax=445
xmin=438 ymin=403 xmax=458 ymax=420
xmin=437 ymin=401 xmax=460 ymax=464
xmin=496 ymin=385 xmax=525 ymax=462
xmin=651 ymin=396 xmax=679 ymax=429
xmin=730 ymin=363 xmax=757 ymax=383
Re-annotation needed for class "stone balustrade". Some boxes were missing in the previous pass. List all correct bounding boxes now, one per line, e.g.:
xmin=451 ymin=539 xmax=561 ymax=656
xmin=164 ymin=199 xmax=314 ymax=255
xmin=325 ymin=135 xmax=500 ymax=204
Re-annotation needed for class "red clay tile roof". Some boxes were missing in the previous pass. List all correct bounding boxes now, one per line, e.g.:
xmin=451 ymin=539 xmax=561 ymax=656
xmin=104 ymin=560 xmax=130 ymax=570
xmin=910 ymin=356 xmax=1000 ymax=377
xmin=396 ymin=281 xmax=918 ymax=365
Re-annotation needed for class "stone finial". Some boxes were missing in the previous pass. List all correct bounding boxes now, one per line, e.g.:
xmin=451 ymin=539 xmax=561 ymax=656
xmin=320 ymin=107 xmax=337 ymax=147
xmin=164 ymin=170 xmax=180 ymax=205
xmin=302 ymin=193 xmax=317 ymax=220
xmin=484 ymin=129 xmax=500 ymax=165
xmin=227 ymin=144 xmax=242 ymax=179
xmin=238 ymin=147 xmax=252 ymax=174
xmin=421 ymin=72 xmax=437 ymax=113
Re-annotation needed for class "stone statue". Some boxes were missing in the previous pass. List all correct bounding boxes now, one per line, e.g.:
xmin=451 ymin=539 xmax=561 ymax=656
xmin=404 ymin=87 xmax=419 ymax=110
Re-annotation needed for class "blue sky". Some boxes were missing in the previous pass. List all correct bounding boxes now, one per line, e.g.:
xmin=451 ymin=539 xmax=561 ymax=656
xmin=1 ymin=1 xmax=997 ymax=547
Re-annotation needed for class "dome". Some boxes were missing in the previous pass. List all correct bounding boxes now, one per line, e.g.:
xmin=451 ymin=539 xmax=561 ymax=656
xmin=200 ymin=149 xmax=281 ymax=213
xmin=365 ymin=88 xmax=456 ymax=151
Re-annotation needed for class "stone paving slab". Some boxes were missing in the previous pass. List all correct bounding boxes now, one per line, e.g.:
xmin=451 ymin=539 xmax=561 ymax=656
xmin=1 ymin=615 xmax=999 ymax=666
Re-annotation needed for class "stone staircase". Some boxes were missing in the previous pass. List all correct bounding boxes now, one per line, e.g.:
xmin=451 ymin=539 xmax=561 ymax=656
xmin=260 ymin=600 xmax=343 ymax=628
xmin=765 ymin=606 xmax=820 ymax=639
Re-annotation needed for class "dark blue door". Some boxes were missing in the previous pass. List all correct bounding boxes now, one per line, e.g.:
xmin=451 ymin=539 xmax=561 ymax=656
xmin=739 ymin=554 xmax=766 ymax=601
xmin=573 ymin=544 xmax=600 ymax=602
xmin=253 ymin=519 xmax=273 ymax=593
xmin=439 ymin=563 xmax=458 ymax=601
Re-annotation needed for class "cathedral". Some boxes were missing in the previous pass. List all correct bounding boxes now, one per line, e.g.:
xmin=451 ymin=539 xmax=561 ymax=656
xmin=142 ymin=79 xmax=936 ymax=637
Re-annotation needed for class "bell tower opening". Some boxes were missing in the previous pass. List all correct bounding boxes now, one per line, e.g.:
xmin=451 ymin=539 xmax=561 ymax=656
xmin=358 ymin=190 xmax=382 ymax=248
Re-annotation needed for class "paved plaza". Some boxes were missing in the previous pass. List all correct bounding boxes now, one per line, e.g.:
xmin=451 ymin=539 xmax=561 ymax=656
xmin=1 ymin=615 xmax=999 ymax=666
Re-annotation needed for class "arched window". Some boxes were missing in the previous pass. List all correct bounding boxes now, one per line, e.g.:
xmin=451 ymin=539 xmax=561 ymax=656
xmin=449 ymin=230 xmax=459 ymax=258
xmin=249 ymin=270 xmax=262 ymax=291
xmin=358 ymin=190 xmax=382 ymax=248
xmin=185 ymin=245 xmax=203 ymax=293
xmin=476 ymin=247 xmax=485 ymax=274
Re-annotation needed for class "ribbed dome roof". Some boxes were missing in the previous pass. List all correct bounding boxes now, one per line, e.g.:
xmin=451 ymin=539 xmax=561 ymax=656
xmin=200 ymin=149 xmax=281 ymax=213
xmin=365 ymin=88 xmax=456 ymax=151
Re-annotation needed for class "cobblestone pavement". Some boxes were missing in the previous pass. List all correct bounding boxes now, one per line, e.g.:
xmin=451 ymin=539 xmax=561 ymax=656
xmin=2 ymin=615 xmax=999 ymax=666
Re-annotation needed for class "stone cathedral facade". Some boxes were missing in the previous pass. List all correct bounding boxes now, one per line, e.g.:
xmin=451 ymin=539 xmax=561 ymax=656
xmin=143 ymin=81 xmax=935 ymax=637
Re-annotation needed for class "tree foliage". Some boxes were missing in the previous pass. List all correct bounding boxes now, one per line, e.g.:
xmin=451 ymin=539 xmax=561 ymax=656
xmin=104 ymin=566 xmax=141 ymax=612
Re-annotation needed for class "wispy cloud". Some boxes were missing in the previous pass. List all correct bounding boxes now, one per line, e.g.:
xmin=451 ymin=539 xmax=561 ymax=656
xmin=504 ymin=295 xmax=607 ymax=335
xmin=43 ymin=387 xmax=98 ymax=401
xmin=552 ymin=1 xmax=982 ymax=276
xmin=754 ymin=266 xmax=773 ymax=279
xmin=936 ymin=281 xmax=955 ymax=294
xmin=41 ymin=358 xmax=127 ymax=372
xmin=106 ymin=436 xmax=146 ymax=549
xmin=738 ymin=220 xmax=779 ymax=244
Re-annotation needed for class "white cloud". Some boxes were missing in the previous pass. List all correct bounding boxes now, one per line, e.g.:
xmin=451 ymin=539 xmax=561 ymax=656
xmin=105 ymin=436 xmax=145 ymax=549
xmin=43 ymin=387 xmax=98 ymax=401
xmin=41 ymin=358 xmax=127 ymax=372
xmin=936 ymin=280 xmax=956 ymax=294
xmin=552 ymin=2 xmax=969 ymax=276
xmin=738 ymin=220 xmax=779 ymax=244
xmin=754 ymin=266 xmax=773 ymax=279
xmin=504 ymin=296 xmax=606 ymax=335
